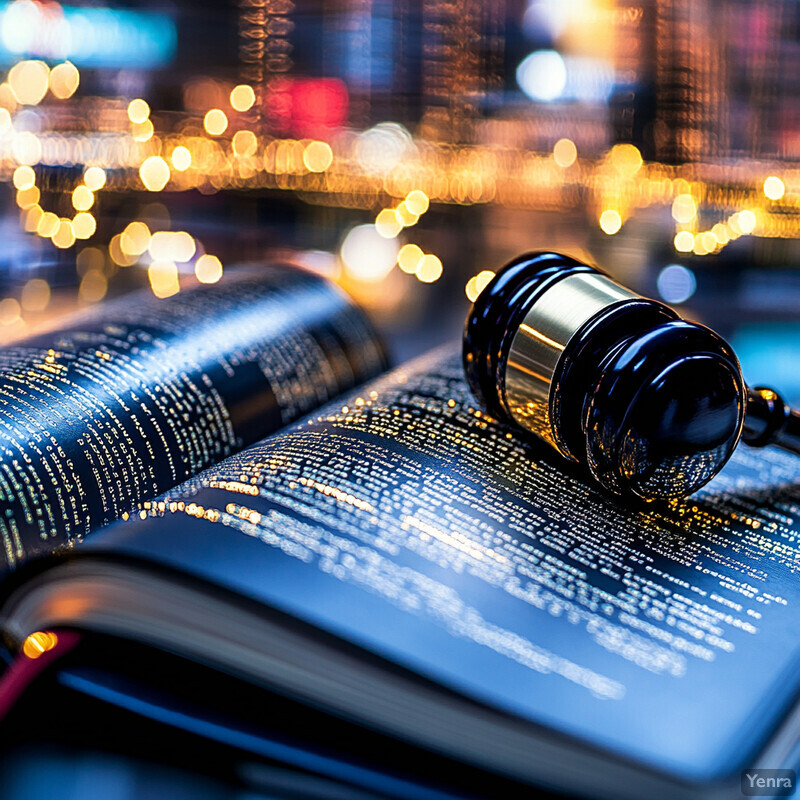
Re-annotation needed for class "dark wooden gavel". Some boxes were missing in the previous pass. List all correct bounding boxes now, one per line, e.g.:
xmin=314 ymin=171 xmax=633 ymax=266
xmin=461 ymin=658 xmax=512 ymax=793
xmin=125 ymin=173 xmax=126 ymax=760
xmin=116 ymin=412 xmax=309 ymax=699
xmin=463 ymin=252 xmax=800 ymax=502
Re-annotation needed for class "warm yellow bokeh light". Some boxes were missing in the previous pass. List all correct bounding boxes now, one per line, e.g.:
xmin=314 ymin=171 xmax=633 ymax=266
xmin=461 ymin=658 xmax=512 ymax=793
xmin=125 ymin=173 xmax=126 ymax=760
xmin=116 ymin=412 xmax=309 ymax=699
xmin=671 ymin=194 xmax=697 ymax=224
xmin=171 ymin=146 xmax=192 ymax=171
xmin=465 ymin=270 xmax=496 ymax=302
xmin=763 ymin=176 xmax=785 ymax=201
xmin=21 ymin=278 xmax=50 ymax=312
xmin=738 ymin=209 xmax=757 ymax=234
xmin=149 ymin=231 xmax=196 ymax=262
xmin=397 ymin=243 xmax=424 ymax=274
xmin=120 ymin=221 xmax=151 ymax=256
xmin=109 ymin=233 xmax=138 ymax=266
xmin=127 ymin=98 xmax=150 ymax=124
xmin=195 ymin=254 xmax=223 ymax=284
xmin=36 ymin=211 xmax=59 ymax=238
xmin=8 ymin=60 xmax=49 ymax=105
xmin=71 ymin=185 xmax=94 ymax=211
xmin=303 ymin=141 xmax=333 ymax=172
xmin=375 ymin=208 xmax=402 ymax=238
xmin=0 ymin=83 xmax=17 ymax=113
xmin=131 ymin=119 xmax=154 ymax=142
xmin=13 ymin=165 xmax=35 ymax=190
xmin=712 ymin=222 xmax=730 ymax=245
xmin=553 ymin=138 xmax=577 ymax=168
xmin=49 ymin=61 xmax=79 ymax=100
xmin=340 ymin=224 xmax=399 ymax=282
xmin=16 ymin=185 xmax=39 ymax=209
xmin=13 ymin=131 xmax=42 ymax=165
xmin=204 ymin=108 xmax=228 ymax=136
xmin=404 ymin=190 xmax=429 ymax=216
xmin=83 ymin=166 xmax=106 ymax=191
xmin=22 ymin=631 xmax=58 ymax=659
xmin=416 ymin=254 xmax=443 ymax=283
xmin=23 ymin=204 xmax=43 ymax=232
xmin=692 ymin=235 xmax=709 ymax=256
xmin=72 ymin=212 xmax=96 ymax=240
xmin=692 ymin=231 xmax=717 ymax=256
xmin=0 ymin=107 xmax=11 ymax=133
xmin=79 ymin=270 xmax=107 ymax=303
xmin=76 ymin=246 xmax=105 ymax=276
xmin=673 ymin=230 xmax=694 ymax=252
xmin=139 ymin=156 xmax=171 ymax=192
xmin=52 ymin=218 xmax=76 ymax=249
xmin=232 ymin=130 xmax=258 ymax=158
xmin=609 ymin=143 xmax=642 ymax=176
xmin=599 ymin=209 xmax=622 ymax=235
xmin=230 ymin=84 xmax=256 ymax=112
xmin=391 ymin=202 xmax=414 ymax=228
xmin=0 ymin=297 xmax=20 ymax=326
xmin=148 ymin=260 xmax=180 ymax=298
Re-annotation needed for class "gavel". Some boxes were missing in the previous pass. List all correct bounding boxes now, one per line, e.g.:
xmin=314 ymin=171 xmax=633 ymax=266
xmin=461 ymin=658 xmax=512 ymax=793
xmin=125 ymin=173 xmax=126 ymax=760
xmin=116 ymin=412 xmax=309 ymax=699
xmin=463 ymin=252 xmax=800 ymax=502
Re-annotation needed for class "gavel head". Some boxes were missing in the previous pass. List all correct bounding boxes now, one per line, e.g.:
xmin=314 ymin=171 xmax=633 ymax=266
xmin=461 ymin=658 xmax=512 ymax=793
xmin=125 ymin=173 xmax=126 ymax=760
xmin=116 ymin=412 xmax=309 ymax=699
xmin=463 ymin=252 xmax=746 ymax=502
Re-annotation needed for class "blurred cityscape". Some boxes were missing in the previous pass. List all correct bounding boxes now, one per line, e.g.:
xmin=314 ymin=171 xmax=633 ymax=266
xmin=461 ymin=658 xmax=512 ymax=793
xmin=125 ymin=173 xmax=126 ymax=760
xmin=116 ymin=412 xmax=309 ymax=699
xmin=0 ymin=0 xmax=799 ymax=396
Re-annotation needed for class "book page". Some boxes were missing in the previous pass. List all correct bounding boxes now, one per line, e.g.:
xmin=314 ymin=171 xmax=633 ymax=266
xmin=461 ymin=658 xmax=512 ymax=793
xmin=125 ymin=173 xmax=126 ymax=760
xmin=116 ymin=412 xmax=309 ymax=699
xmin=81 ymin=346 xmax=800 ymax=782
xmin=0 ymin=266 xmax=385 ymax=571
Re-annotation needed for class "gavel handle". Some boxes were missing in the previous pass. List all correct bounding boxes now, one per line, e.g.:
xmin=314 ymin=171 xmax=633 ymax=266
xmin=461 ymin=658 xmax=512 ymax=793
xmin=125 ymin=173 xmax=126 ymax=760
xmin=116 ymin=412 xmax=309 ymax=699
xmin=742 ymin=386 xmax=800 ymax=455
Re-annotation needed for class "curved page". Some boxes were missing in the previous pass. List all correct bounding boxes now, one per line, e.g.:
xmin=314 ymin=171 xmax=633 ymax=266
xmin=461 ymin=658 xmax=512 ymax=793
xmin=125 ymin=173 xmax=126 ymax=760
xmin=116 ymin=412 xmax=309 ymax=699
xmin=0 ymin=264 xmax=386 ymax=570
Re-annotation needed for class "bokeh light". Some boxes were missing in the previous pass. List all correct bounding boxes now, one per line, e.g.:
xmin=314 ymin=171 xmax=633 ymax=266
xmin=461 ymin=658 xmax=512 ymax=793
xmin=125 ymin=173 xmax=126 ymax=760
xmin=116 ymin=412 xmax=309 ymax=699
xmin=763 ymin=176 xmax=785 ymax=201
xmin=0 ymin=298 xmax=20 ymax=326
xmin=230 ymin=84 xmax=256 ymax=112
xmin=171 ymin=146 xmax=192 ymax=171
xmin=149 ymin=231 xmax=196 ymax=262
xmin=599 ymin=209 xmax=622 ymax=235
xmin=232 ymin=130 xmax=257 ymax=158
xmin=673 ymin=230 xmax=694 ymax=252
xmin=195 ymin=254 xmax=223 ymax=284
xmin=397 ymin=243 xmax=424 ymax=274
xmin=12 ymin=165 xmax=35 ymax=190
xmin=465 ymin=270 xmax=496 ymax=302
xmin=738 ymin=209 xmax=757 ymax=234
xmin=120 ymin=221 xmax=151 ymax=256
xmin=517 ymin=50 xmax=567 ymax=102
xmin=404 ymin=190 xmax=429 ymax=216
xmin=204 ymin=109 xmax=228 ymax=136
xmin=553 ymin=138 xmax=577 ymax=168
xmin=20 ymin=278 xmax=50 ymax=312
xmin=109 ymin=234 xmax=138 ymax=267
xmin=671 ymin=194 xmax=697 ymax=224
xmin=8 ymin=59 xmax=49 ymax=105
xmin=22 ymin=631 xmax=58 ymax=660
xmin=416 ymin=254 xmax=443 ymax=283
xmin=71 ymin=185 xmax=94 ymax=211
xmin=83 ymin=167 xmax=106 ymax=192
xmin=303 ymin=141 xmax=333 ymax=172
xmin=340 ymin=224 xmax=399 ymax=282
xmin=148 ymin=260 xmax=180 ymax=298
xmin=131 ymin=119 xmax=154 ymax=142
xmin=79 ymin=270 xmax=108 ymax=303
xmin=72 ymin=212 xmax=96 ymax=240
xmin=375 ymin=208 xmax=402 ymax=239
xmin=36 ymin=211 xmax=58 ymax=238
xmin=49 ymin=61 xmax=79 ymax=100
xmin=127 ymin=98 xmax=150 ymax=124
xmin=12 ymin=131 xmax=42 ymax=165
xmin=657 ymin=264 xmax=697 ymax=304
xmin=139 ymin=156 xmax=171 ymax=192
xmin=51 ymin=218 xmax=76 ymax=249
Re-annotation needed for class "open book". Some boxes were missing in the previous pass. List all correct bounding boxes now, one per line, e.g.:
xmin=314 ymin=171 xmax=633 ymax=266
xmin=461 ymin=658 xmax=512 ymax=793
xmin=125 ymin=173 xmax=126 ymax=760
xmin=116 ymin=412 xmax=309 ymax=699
xmin=1 ymin=262 xmax=800 ymax=800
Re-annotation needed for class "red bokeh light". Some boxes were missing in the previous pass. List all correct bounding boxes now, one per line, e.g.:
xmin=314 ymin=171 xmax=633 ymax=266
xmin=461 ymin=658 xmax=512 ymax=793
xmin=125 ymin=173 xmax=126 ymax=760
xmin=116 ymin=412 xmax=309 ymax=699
xmin=265 ymin=78 xmax=348 ymax=139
